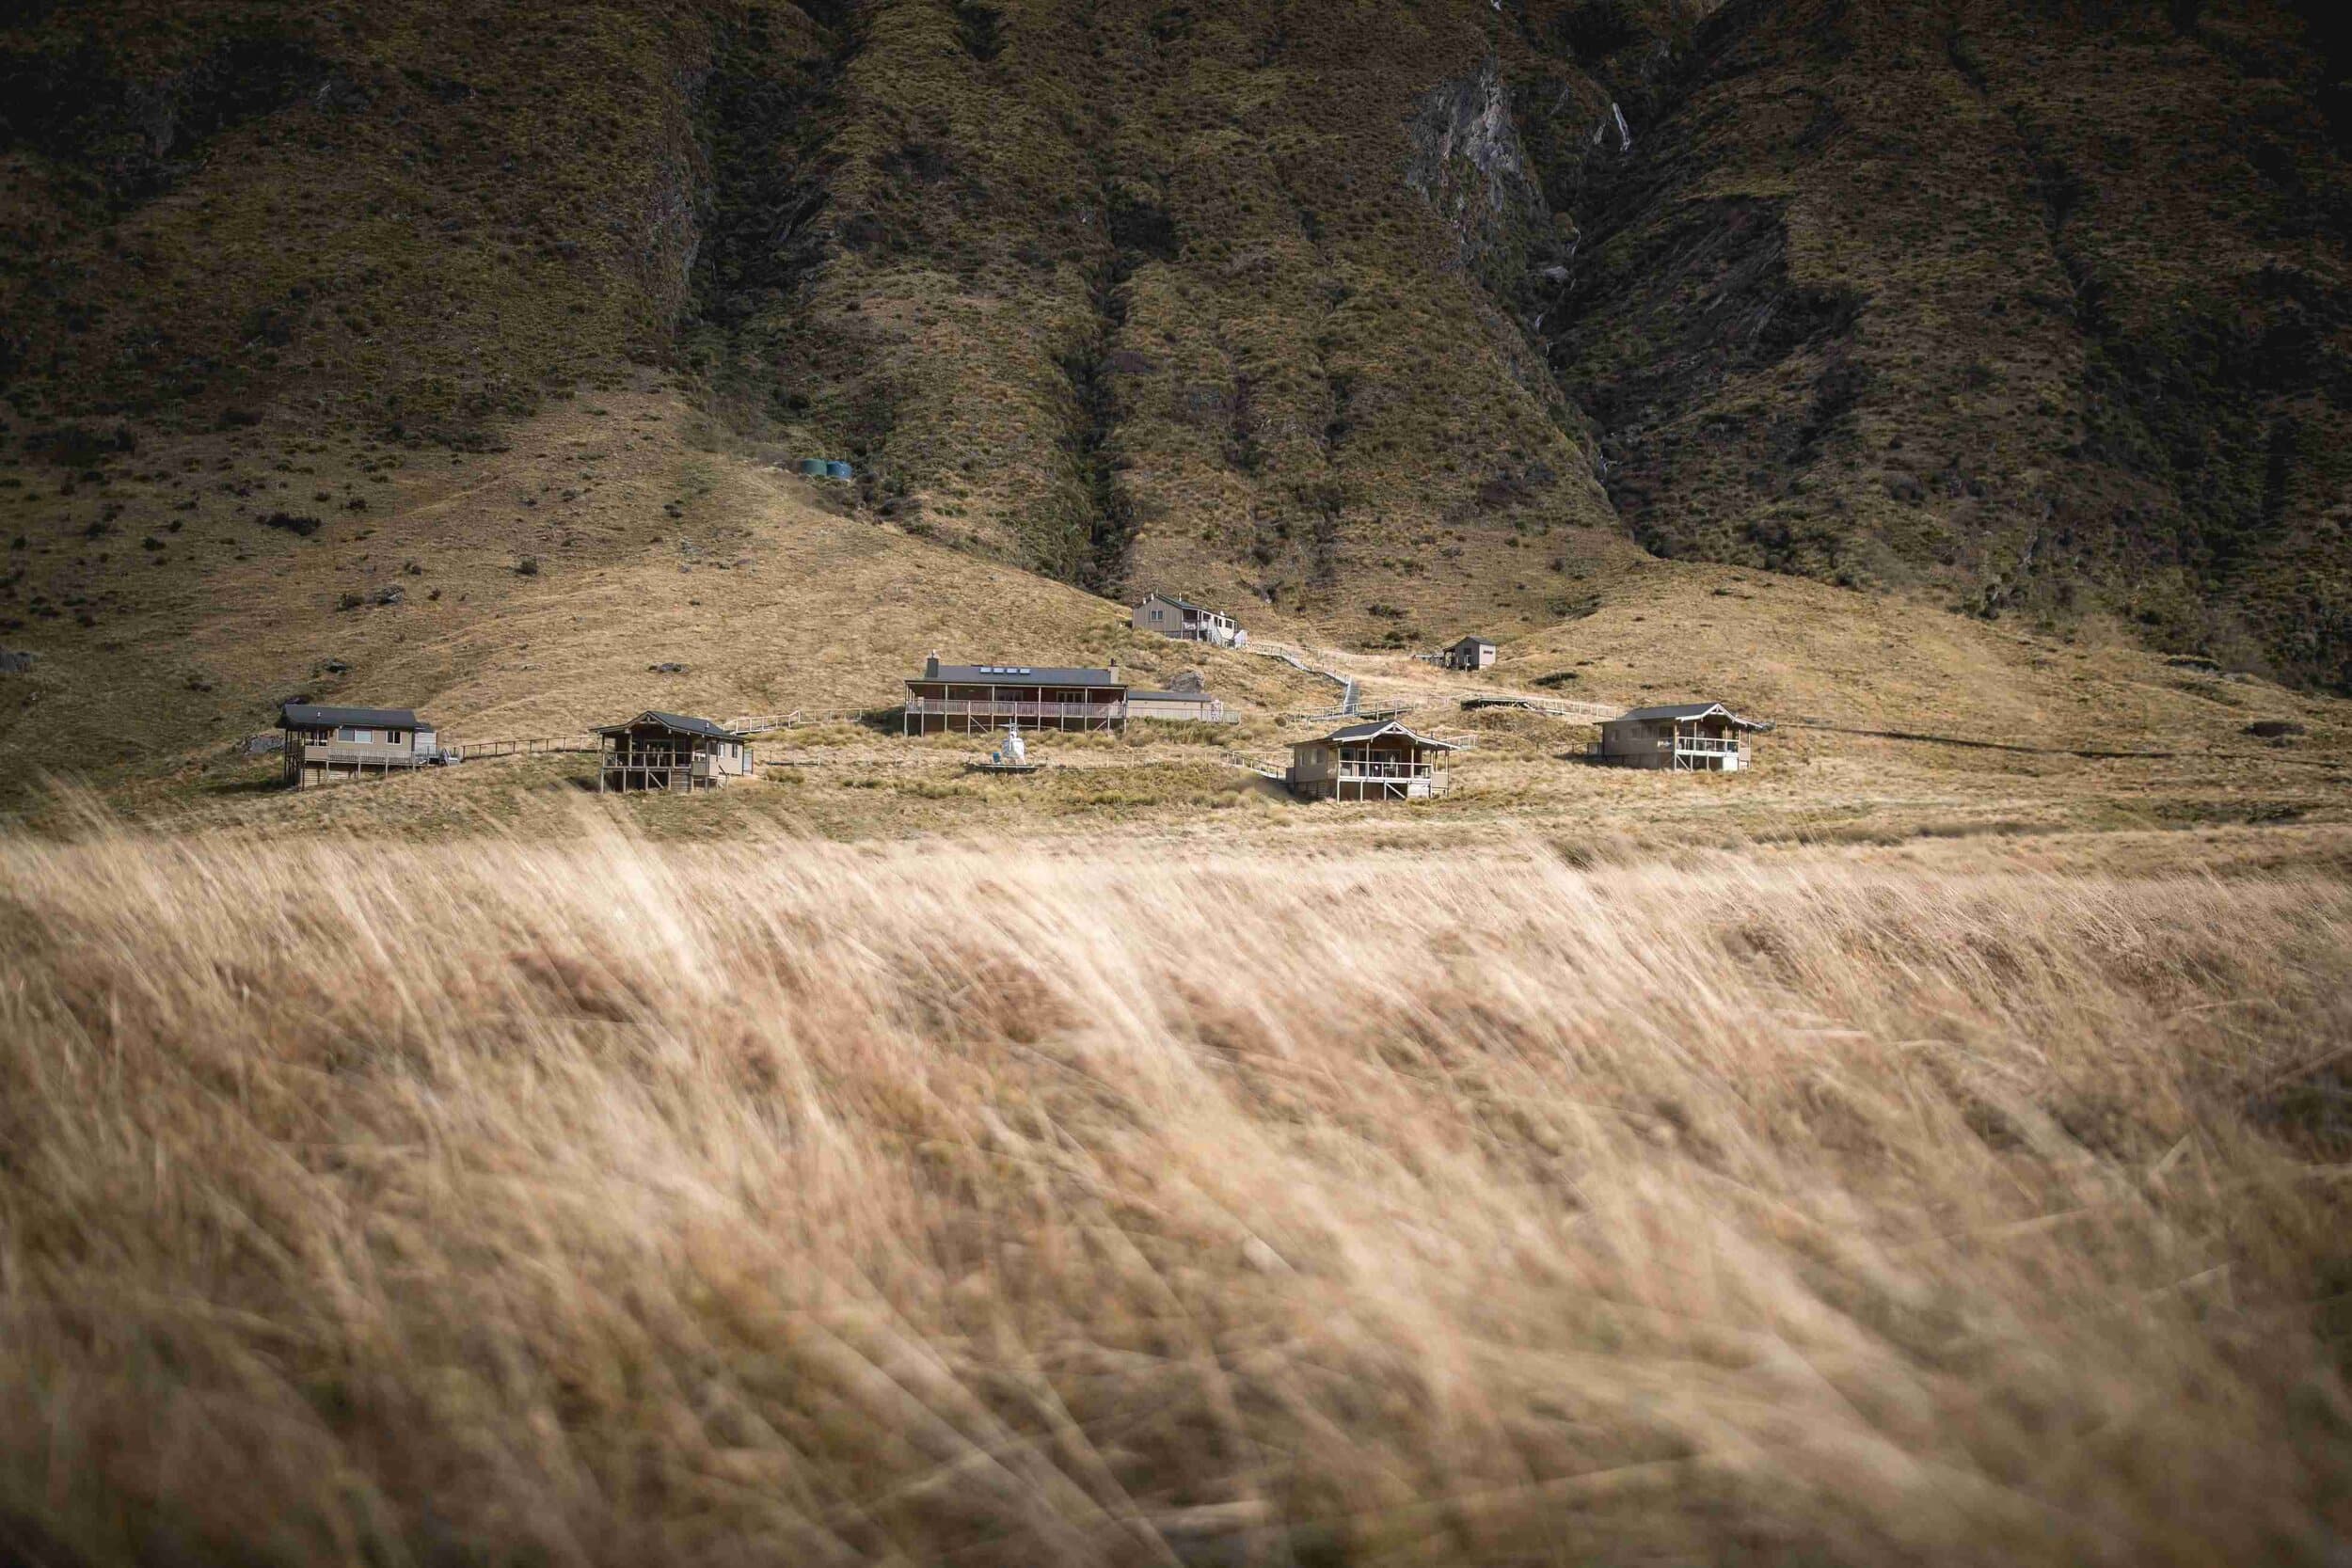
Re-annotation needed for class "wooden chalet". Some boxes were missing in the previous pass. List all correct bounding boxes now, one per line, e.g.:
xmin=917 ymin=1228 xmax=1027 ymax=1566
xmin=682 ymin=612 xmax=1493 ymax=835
xmin=1441 ymin=635 xmax=1498 ymax=671
xmin=902 ymin=657 xmax=1129 ymax=734
xmin=279 ymin=703 xmax=444 ymax=789
xmin=1134 ymin=593 xmax=1244 ymax=647
xmin=1595 ymin=702 xmax=1765 ymax=771
xmin=596 ymin=711 xmax=755 ymax=792
xmin=1287 ymin=719 xmax=1462 ymax=801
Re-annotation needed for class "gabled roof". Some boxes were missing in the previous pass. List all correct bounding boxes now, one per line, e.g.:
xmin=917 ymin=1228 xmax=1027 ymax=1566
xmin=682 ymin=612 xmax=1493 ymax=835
xmin=594 ymin=710 xmax=747 ymax=740
xmin=1612 ymin=701 xmax=1766 ymax=728
xmin=1299 ymin=719 xmax=1463 ymax=750
xmin=915 ymin=662 xmax=1126 ymax=689
xmin=1140 ymin=592 xmax=1226 ymax=616
xmin=1452 ymin=634 xmax=1496 ymax=648
xmin=281 ymin=703 xmax=423 ymax=729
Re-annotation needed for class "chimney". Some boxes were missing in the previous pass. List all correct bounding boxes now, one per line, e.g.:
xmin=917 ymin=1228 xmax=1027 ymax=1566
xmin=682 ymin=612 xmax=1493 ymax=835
xmin=925 ymin=653 xmax=940 ymax=679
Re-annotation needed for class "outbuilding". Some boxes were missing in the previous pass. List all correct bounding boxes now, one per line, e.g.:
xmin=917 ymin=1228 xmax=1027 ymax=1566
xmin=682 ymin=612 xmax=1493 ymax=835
xmin=279 ymin=703 xmax=444 ymax=789
xmin=1287 ymin=719 xmax=1461 ymax=800
xmin=596 ymin=711 xmax=755 ymax=792
xmin=1125 ymin=689 xmax=1227 ymax=723
xmin=1442 ymin=635 xmax=1498 ymax=671
xmin=1594 ymin=702 xmax=1766 ymax=771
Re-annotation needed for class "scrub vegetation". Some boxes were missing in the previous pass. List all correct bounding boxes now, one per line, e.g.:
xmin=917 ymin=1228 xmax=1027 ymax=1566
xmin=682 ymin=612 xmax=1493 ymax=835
xmin=4 ymin=0 xmax=2345 ymax=680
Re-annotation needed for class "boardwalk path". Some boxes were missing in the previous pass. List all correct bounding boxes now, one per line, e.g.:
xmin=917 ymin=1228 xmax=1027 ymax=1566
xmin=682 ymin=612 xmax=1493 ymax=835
xmin=1250 ymin=644 xmax=1359 ymax=716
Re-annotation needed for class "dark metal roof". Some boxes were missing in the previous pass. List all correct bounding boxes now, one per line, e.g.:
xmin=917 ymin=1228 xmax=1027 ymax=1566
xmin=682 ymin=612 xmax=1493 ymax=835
xmin=1128 ymin=689 xmax=1216 ymax=702
xmin=1303 ymin=719 xmax=1463 ymax=750
xmin=1612 ymin=701 xmax=1765 ymax=728
xmin=1453 ymin=635 xmax=1496 ymax=648
xmin=914 ymin=663 xmax=1126 ymax=689
xmin=281 ymin=703 xmax=423 ymax=729
xmin=594 ymin=710 xmax=747 ymax=740
xmin=1142 ymin=592 xmax=1227 ymax=616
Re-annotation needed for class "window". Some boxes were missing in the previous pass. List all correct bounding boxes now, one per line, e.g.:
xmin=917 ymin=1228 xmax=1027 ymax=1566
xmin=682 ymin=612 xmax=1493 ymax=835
xmin=1150 ymin=609 xmax=1163 ymax=622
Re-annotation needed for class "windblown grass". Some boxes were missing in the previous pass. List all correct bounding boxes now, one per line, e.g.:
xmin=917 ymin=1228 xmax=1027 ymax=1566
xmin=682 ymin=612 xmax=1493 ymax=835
xmin=2 ymin=826 xmax=2348 ymax=1565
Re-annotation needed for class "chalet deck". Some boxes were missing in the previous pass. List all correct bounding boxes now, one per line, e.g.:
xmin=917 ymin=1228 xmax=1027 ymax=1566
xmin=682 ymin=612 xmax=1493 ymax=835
xmin=1287 ymin=720 xmax=1462 ymax=801
xmin=596 ymin=711 xmax=755 ymax=792
xmin=1594 ymin=702 xmax=1766 ymax=771
xmin=280 ymin=703 xmax=445 ymax=789
xmin=903 ymin=658 xmax=1128 ymax=734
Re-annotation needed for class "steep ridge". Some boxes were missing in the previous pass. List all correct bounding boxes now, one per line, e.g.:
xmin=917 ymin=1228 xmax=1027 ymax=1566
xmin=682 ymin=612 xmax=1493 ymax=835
xmin=1510 ymin=0 xmax=2352 ymax=689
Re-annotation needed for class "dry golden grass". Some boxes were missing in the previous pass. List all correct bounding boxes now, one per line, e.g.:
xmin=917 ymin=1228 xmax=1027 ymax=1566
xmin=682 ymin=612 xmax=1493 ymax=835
xmin=3 ymin=821 xmax=2349 ymax=1565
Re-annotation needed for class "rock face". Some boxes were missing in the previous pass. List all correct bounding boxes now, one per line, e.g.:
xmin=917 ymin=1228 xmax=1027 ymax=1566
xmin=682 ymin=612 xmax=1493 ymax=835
xmin=1406 ymin=58 xmax=1574 ymax=326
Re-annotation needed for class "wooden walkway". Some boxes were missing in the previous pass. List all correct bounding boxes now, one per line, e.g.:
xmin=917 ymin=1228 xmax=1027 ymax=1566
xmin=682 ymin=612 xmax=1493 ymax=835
xmin=1251 ymin=645 xmax=1360 ymax=717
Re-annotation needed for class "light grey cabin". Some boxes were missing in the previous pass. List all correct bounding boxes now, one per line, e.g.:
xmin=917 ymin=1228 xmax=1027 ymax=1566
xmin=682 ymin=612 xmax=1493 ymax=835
xmin=1595 ymin=702 xmax=1765 ymax=771
xmin=1442 ymin=636 xmax=1498 ymax=671
xmin=279 ymin=703 xmax=444 ymax=788
xmin=1287 ymin=719 xmax=1461 ymax=801
xmin=1134 ymin=593 xmax=1244 ymax=647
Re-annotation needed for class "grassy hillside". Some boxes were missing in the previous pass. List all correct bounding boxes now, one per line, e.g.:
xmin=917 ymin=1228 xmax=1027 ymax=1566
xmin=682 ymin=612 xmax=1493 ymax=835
xmin=0 ymin=381 xmax=1337 ymax=805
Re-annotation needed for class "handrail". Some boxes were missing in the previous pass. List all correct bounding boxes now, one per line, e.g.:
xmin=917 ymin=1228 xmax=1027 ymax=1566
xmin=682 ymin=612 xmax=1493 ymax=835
xmin=905 ymin=698 xmax=1125 ymax=718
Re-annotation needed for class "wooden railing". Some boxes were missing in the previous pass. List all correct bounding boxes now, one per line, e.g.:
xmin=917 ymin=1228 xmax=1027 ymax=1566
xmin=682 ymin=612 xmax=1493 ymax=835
xmin=1335 ymin=760 xmax=1438 ymax=781
xmin=300 ymin=742 xmax=433 ymax=768
xmin=449 ymin=736 xmax=597 ymax=759
xmin=904 ymin=698 xmax=1125 ymax=721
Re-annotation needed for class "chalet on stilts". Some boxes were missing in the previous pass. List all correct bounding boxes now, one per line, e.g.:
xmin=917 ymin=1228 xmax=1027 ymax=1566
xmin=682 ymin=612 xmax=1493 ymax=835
xmin=1287 ymin=719 xmax=1462 ymax=801
xmin=902 ymin=657 xmax=1129 ymax=734
xmin=1594 ymin=702 xmax=1766 ymax=771
xmin=596 ymin=711 xmax=755 ymax=792
xmin=279 ymin=703 xmax=446 ymax=789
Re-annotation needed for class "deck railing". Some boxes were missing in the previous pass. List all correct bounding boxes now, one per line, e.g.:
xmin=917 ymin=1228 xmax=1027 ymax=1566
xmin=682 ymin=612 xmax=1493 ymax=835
xmin=904 ymin=698 xmax=1125 ymax=721
xmin=300 ymin=742 xmax=432 ymax=768
xmin=1335 ymin=760 xmax=1438 ymax=781
xmin=1673 ymin=736 xmax=1747 ymax=756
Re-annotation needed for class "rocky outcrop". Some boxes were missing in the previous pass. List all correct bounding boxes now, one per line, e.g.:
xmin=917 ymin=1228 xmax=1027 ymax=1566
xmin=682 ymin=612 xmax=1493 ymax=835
xmin=1406 ymin=58 xmax=1578 ymax=330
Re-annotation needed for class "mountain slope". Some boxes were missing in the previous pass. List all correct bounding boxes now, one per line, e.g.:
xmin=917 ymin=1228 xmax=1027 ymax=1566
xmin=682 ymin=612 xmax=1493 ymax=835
xmin=1522 ymin=0 xmax=2352 ymax=686
xmin=3 ymin=0 xmax=2348 ymax=689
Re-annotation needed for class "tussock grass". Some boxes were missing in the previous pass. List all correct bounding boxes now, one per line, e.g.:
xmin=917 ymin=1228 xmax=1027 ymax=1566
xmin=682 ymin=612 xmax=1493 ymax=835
xmin=2 ymin=827 xmax=2349 ymax=1564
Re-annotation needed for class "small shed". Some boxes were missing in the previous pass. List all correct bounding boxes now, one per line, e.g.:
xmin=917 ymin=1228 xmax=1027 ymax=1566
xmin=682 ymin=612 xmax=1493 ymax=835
xmin=596 ymin=711 xmax=755 ymax=792
xmin=1126 ymin=689 xmax=1227 ymax=723
xmin=1134 ymin=593 xmax=1244 ymax=647
xmin=1595 ymin=702 xmax=1766 ymax=771
xmin=279 ymin=703 xmax=442 ymax=789
xmin=1287 ymin=719 xmax=1462 ymax=801
xmin=1443 ymin=636 xmax=1498 ymax=671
